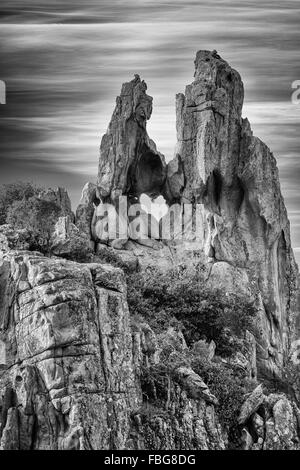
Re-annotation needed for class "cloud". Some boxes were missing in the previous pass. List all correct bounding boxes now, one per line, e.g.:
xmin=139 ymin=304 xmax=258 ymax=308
xmin=1 ymin=1 xmax=300 ymax=25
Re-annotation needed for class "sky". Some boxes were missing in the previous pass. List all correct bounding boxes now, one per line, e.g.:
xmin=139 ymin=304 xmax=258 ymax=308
xmin=0 ymin=1 xmax=300 ymax=261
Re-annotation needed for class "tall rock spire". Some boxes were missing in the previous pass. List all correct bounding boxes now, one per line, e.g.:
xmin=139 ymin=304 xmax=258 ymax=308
xmin=94 ymin=50 xmax=300 ymax=378
xmin=97 ymin=74 xmax=167 ymax=203
xmin=170 ymin=49 xmax=244 ymax=203
xmin=170 ymin=50 xmax=299 ymax=377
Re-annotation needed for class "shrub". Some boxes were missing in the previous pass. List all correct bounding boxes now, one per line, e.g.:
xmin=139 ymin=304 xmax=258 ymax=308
xmin=140 ymin=354 xmax=253 ymax=432
xmin=95 ymin=245 xmax=138 ymax=274
xmin=192 ymin=357 xmax=251 ymax=430
xmin=140 ymin=363 xmax=172 ymax=405
xmin=6 ymin=196 xmax=61 ymax=254
xmin=126 ymin=267 xmax=256 ymax=356
xmin=0 ymin=182 xmax=40 ymax=225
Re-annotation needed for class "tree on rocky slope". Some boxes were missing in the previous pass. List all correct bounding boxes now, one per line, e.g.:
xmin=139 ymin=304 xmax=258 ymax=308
xmin=6 ymin=195 xmax=62 ymax=254
xmin=0 ymin=181 xmax=40 ymax=225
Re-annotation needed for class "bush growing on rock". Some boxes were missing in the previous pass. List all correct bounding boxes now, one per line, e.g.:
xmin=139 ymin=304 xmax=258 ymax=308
xmin=126 ymin=266 xmax=256 ymax=357
xmin=191 ymin=357 xmax=253 ymax=430
xmin=6 ymin=196 xmax=62 ymax=254
xmin=139 ymin=351 xmax=254 ymax=433
xmin=0 ymin=181 xmax=40 ymax=225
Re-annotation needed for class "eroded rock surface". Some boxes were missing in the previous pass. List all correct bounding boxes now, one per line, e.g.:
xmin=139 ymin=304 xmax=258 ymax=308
xmin=0 ymin=50 xmax=299 ymax=450
xmin=97 ymin=75 xmax=167 ymax=203
xmin=93 ymin=49 xmax=300 ymax=379
xmin=172 ymin=50 xmax=299 ymax=378
xmin=0 ymin=251 xmax=229 ymax=450
xmin=0 ymin=251 xmax=139 ymax=449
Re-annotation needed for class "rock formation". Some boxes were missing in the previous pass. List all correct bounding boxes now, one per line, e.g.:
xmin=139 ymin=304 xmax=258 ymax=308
xmin=0 ymin=251 xmax=139 ymax=449
xmin=1 ymin=50 xmax=300 ymax=450
xmin=87 ymin=49 xmax=300 ymax=380
xmin=173 ymin=50 xmax=299 ymax=379
xmin=97 ymin=75 xmax=167 ymax=203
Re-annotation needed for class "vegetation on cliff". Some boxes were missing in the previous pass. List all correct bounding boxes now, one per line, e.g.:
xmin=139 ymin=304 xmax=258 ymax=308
xmin=126 ymin=265 xmax=256 ymax=357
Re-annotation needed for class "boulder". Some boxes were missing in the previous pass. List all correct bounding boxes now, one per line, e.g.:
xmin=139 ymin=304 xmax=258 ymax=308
xmin=175 ymin=366 xmax=218 ymax=405
xmin=0 ymin=251 xmax=139 ymax=450
xmin=50 ymin=216 xmax=93 ymax=260
xmin=75 ymin=182 xmax=98 ymax=240
xmin=237 ymin=384 xmax=264 ymax=425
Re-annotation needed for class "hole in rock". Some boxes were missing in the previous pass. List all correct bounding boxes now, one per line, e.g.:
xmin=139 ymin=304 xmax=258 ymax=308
xmin=15 ymin=375 xmax=23 ymax=384
xmin=128 ymin=144 xmax=166 ymax=199
xmin=140 ymin=193 xmax=168 ymax=221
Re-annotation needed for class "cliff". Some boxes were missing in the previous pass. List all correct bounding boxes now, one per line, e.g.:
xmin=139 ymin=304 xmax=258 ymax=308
xmin=0 ymin=51 xmax=300 ymax=450
xmin=90 ymin=49 xmax=300 ymax=380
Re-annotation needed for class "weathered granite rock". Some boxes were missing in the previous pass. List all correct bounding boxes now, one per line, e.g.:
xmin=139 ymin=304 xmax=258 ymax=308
xmin=0 ymin=248 xmax=299 ymax=450
xmin=172 ymin=50 xmax=299 ymax=378
xmin=0 ymin=251 xmax=140 ymax=449
xmin=75 ymin=182 xmax=98 ymax=241
xmin=207 ymin=262 xmax=252 ymax=298
xmin=175 ymin=367 xmax=218 ymax=405
xmin=93 ymin=50 xmax=299 ymax=378
xmin=130 ymin=388 xmax=226 ymax=450
xmin=226 ymin=330 xmax=257 ymax=380
xmin=97 ymin=75 xmax=167 ymax=203
xmin=263 ymin=395 xmax=299 ymax=450
xmin=51 ymin=216 xmax=93 ymax=260
xmin=0 ymin=250 xmax=229 ymax=450
xmin=1 ymin=50 xmax=300 ymax=451
xmin=192 ymin=339 xmax=216 ymax=361
xmin=92 ymin=51 xmax=299 ymax=381
xmin=238 ymin=384 xmax=265 ymax=425
xmin=129 ymin=317 xmax=227 ymax=450
xmin=39 ymin=187 xmax=73 ymax=220
xmin=250 ymin=394 xmax=300 ymax=450
xmin=93 ymin=74 xmax=169 ymax=248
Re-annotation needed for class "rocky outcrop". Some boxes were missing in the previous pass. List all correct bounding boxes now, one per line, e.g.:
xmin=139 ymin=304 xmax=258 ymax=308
xmin=75 ymin=182 xmax=98 ymax=243
xmin=129 ymin=320 xmax=227 ymax=450
xmin=51 ymin=216 xmax=93 ymax=260
xmin=235 ymin=391 xmax=300 ymax=450
xmin=0 ymin=251 xmax=228 ymax=450
xmin=0 ymin=248 xmax=299 ymax=450
xmin=0 ymin=50 xmax=299 ymax=451
xmin=39 ymin=187 xmax=74 ymax=220
xmin=172 ymin=50 xmax=299 ymax=378
xmin=0 ymin=251 xmax=139 ymax=449
xmin=92 ymin=49 xmax=299 ymax=380
xmin=97 ymin=75 xmax=167 ymax=203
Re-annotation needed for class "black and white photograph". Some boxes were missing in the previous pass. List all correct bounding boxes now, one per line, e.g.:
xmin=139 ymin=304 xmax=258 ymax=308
xmin=0 ymin=0 xmax=300 ymax=456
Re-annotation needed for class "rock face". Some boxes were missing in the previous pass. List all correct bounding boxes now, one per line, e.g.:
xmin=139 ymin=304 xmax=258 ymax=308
xmin=39 ymin=187 xmax=73 ymax=220
xmin=51 ymin=215 xmax=93 ymax=260
xmin=173 ymin=51 xmax=299 ymax=378
xmin=75 ymin=182 xmax=98 ymax=243
xmin=93 ymin=50 xmax=300 ymax=379
xmin=97 ymin=75 xmax=167 ymax=203
xmin=0 ymin=50 xmax=300 ymax=450
xmin=0 ymin=251 xmax=228 ymax=450
xmin=0 ymin=251 xmax=139 ymax=449
xmin=1 ymin=249 xmax=298 ymax=450
xmin=173 ymin=50 xmax=299 ymax=378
